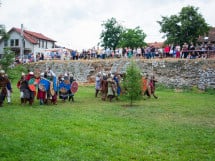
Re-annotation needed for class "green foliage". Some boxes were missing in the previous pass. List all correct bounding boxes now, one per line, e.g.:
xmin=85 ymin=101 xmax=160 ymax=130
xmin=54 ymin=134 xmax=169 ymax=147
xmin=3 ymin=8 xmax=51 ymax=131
xmin=100 ymin=17 xmax=123 ymax=50
xmin=158 ymin=5 xmax=210 ymax=46
xmin=0 ymin=48 xmax=15 ymax=72
xmin=205 ymin=87 xmax=215 ymax=95
xmin=123 ymin=60 xmax=142 ymax=106
xmin=118 ymin=26 xmax=147 ymax=49
xmin=0 ymin=26 xmax=10 ymax=41
xmin=0 ymin=25 xmax=6 ymax=36
xmin=7 ymin=65 xmax=28 ymax=82
xmin=100 ymin=18 xmax=147 ymax=50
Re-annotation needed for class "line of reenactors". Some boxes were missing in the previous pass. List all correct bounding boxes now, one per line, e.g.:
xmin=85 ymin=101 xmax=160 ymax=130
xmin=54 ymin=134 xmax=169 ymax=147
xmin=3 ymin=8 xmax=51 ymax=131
xmin=0 ymin=68 xmax=78 ymax=107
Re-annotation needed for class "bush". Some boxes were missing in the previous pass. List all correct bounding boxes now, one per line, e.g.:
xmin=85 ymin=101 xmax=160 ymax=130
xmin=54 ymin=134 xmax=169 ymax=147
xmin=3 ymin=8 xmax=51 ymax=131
xmin=7 ymin=65 xmax=28 ymax=83
xmin=205 ymin=87 xmax=215 ymax=95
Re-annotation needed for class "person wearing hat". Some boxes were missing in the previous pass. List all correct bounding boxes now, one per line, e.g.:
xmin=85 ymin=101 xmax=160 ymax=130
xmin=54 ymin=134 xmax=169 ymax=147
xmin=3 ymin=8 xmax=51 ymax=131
xmin=149 ymin=75 xmax=158 ymax=99
xmin=142 ymin=74 xmax=151 ymax=98
xmin=100 ymin=73 xmax=108 ymax=101
xmin=37 ymin=72 xmax=47 ymax=105
xmin=95 ymin=72 xmax=101 ymax=97
xmin=4 ymin=74 xmax=13 ymax=104
xmin=0 ymin=70 xmax=10 ymax=107
xmin=113 ymin=72 xmax=121 ymax=100
xmin=26 ymin=71 xmax=34 ymax=81
xmin=47 ymin=69 xmax=57 ymax=105
xmin=107 ymin=73 xmax=115 ymax=102
xmin=17 ymin=72 xmax=29 ymax=105
xmin=68 ymin=73 xmax=76 ymax=102
xmin=27 ymin=71 xmax=37 ymax=106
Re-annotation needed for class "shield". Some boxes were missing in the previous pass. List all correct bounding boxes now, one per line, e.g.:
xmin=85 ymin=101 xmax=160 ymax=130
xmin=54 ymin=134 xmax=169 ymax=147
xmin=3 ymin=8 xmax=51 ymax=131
xmin=70 ymin=81 xmax=78 ymax=93
xmin=59 ymin=81 xmax=70 ymax=94
xmin=50 ymin=82 xmax=55 ymax=96
xmin=28 ymin=78 xmax=36 ymax=91
xmin=39 ymin=78 xmax=50 ymax=91
xmin=60 ymin=87 xmax=67 ymax=94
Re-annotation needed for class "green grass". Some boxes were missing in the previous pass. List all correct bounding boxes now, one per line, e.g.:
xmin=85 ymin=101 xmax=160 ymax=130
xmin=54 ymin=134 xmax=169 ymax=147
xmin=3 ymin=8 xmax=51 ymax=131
xmin=0 ymin=85 xmax=215 ymax=161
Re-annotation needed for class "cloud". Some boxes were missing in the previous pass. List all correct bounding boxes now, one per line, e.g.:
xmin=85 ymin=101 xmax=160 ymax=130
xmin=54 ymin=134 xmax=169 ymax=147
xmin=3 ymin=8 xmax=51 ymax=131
xmin=0 ymin=0 xmax=214 ymax=50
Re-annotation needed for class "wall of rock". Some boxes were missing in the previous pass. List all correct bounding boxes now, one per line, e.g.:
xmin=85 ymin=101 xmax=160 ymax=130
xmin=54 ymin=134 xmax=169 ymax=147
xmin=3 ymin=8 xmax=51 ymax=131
xmin=28 ymin=59 xmax=215 ymax=90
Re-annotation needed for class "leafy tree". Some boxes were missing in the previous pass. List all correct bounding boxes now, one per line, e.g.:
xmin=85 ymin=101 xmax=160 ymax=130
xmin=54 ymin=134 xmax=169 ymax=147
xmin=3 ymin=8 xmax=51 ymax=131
xmin=123 ymin=60 xmax=142 ymax=106
xmin=0 ymin=25 xmax=9 ymax=40
xmin=0 ymin=47 xmax=15 ymax=72
xmin=118 ymin=26 xmax=147 ymax=49
xmin=100 ymin=17 xmax=123 ymax=50
xmin=0 ymin=26 xmax=5 ymax=36
xmin=0 ymin=26 xmax=14 ymax=72
xmin=157 ymin=6 xmax=210 ymax=46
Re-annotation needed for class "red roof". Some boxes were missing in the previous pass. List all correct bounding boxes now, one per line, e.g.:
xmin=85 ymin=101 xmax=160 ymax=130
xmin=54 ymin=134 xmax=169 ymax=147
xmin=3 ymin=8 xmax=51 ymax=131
xmin=198 ymin=27 xmax=215 ymax=43
xmin=147 ymin=42 xmax=164 ymax=48
xmin=9 ymin=27 xmax=56 ymax=44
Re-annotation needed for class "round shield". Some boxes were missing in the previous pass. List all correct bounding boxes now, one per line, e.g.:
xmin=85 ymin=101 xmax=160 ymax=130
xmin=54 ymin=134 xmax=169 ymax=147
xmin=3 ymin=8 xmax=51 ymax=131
xmin=70 ymin=81 xmax=78 ymax=93
xmin=60 ymin=87 xmax=67 ymax=94
xmin=28 ymin=78 xmax=36 ymax=91
xmin=39 ymin=78 xmax=50 ymax=91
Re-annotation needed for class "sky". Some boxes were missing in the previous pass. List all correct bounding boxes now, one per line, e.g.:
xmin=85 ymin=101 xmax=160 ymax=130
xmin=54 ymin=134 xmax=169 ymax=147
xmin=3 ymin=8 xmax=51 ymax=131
xmin=0 ymin=0 xmax=214 ymax=50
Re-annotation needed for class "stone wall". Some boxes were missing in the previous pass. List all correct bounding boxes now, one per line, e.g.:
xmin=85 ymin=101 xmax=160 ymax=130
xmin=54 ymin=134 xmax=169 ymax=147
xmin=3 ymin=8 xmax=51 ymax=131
xmin=27 ymin=59 xmax=215 ymax=90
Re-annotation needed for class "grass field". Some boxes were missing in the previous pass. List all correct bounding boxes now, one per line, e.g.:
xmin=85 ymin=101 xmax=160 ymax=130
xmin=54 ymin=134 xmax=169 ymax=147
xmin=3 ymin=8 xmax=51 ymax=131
xmin=0 ymin=85 xmax=215 ymax=161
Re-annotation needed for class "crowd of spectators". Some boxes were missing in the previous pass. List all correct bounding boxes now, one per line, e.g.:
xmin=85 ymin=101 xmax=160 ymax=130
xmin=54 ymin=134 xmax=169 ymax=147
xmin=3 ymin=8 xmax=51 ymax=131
xmin=15 ymin=42 xmax=215 ymax=64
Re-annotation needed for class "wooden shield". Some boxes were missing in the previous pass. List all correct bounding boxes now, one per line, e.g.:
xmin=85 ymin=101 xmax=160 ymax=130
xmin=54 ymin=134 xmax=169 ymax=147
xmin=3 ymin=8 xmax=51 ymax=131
xmin=50 ymin=82 xmax=55 ymax=96
xmin=70 ymin=81 xmax=78 ymax=94
xmin=28 ymin=78 xmax=36 ymax=91
xmin=60 ymin=87 xmax=67 ymax=94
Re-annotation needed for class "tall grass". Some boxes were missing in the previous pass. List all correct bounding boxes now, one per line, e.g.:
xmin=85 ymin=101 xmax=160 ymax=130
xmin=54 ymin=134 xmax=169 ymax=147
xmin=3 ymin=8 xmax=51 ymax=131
xmin=0 ymin=85 xmax=215 ymax=160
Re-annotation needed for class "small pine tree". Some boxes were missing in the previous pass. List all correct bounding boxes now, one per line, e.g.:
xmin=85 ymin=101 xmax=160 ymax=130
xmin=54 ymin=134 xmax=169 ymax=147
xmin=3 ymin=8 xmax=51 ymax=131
xmin=123 ymin=60 xmax=142 ymax=106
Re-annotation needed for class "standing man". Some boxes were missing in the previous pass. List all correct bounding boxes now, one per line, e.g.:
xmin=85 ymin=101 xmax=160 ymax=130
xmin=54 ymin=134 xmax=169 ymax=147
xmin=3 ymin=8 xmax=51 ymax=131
xmin=95 ymin=72 xmax=101 ymax=97
xmin=107 ymin=73 xmax=115 ymax=102
xmin=0 ymin=70 xmax=10 ymax=107
xmin=149 ymin=75 xmax=158 ymax=99
xmin=142 ymin=74 xmax=151 ymax=98
xmin=100 ymin=73 xmax=108 ymax=101
xmin=69 ymin=73 xmax=76 ymax=102
xmin=4 ymin=74 xmax=12 ymax=104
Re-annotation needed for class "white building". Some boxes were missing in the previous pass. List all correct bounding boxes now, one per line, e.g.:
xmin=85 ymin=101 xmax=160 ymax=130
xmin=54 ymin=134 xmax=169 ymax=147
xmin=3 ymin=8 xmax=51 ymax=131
xmin=0 ymin=27 xmax=56 ymax=61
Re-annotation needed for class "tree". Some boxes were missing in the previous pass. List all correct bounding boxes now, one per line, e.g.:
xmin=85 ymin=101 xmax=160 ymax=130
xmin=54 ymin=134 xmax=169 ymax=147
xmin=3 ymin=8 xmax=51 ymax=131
xmin=123 ymin=60 xmax=142 ymax=106
xmin=118 ymin=26 xmax=147 ymax=49
xmin=157 ymin=6 xmax=210 ymax=46
xmin=0 ymin=47 xmax=15 ymax=72
xmin=0 ymin=25 xmax=9 ymax=40
xmin=100 ymin=17 xmax=123 ymax=50
xmin=0 ymin=27 xmax=15 ymax=72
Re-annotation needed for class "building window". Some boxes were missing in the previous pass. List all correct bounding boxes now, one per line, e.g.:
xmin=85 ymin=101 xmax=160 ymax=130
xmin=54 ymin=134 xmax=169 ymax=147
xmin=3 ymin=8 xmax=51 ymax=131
xmin=10 ymin=39 xmax=14 ymax=46
xmin=15 ymin=39 xmax=19 ymax=46
xmin=52 ymin=42 xmax=54 ymax=48
xmin=4 ymin=40 xmax=8 ymax=47
xmin=42 ymin=40 xmax=44 ymax=48
xmin=46 ymin=41 xmax=47 ymax=49
xmin=38 ymin=40 xmax=40 ymax=48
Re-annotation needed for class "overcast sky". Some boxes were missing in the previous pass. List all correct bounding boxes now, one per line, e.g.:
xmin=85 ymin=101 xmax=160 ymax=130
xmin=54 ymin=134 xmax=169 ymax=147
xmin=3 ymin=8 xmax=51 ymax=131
xmin=0 ymin=0 xmax=214 ymax=50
